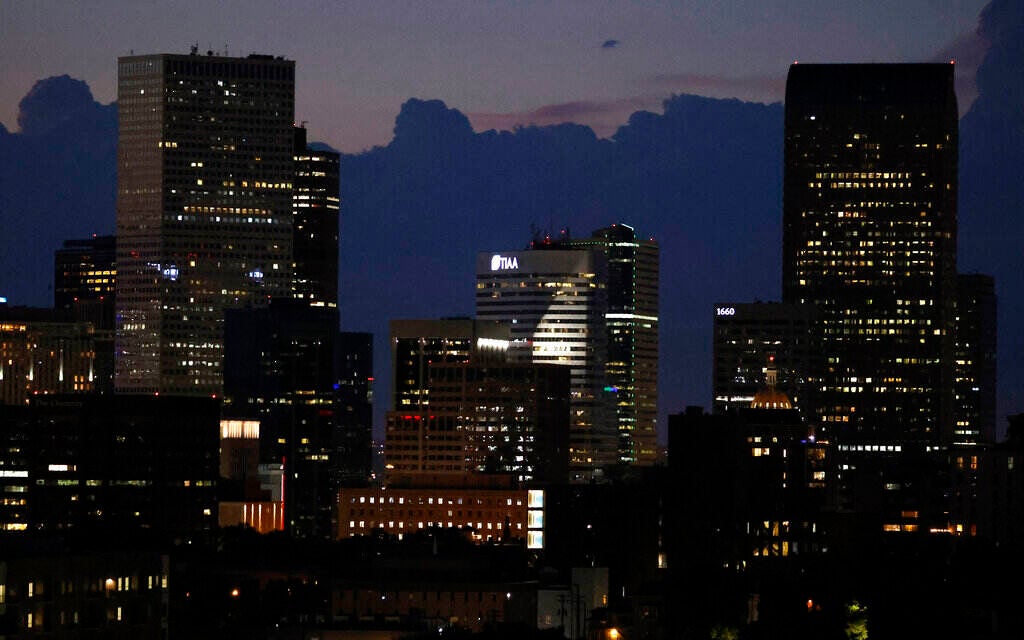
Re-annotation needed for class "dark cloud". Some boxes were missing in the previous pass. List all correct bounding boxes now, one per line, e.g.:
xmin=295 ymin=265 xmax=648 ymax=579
xmin=931 ymin=28 xmax=990 ymax=114
xmin=959 ymin=0 xmax=1024 ymax=430
xmin=601 ymin=39 xmax=620 ymax=49
xmin=17 ymin=75 xmax=98 ymax=136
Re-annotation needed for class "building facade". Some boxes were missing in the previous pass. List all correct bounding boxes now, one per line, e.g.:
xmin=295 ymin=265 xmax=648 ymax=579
xmin=115 ymin=52 xmax=295 ymax=395
xmin=712 ymin=301 xmax=818 ymax=416
xmin=953 ymin=273 xmax=997 ymax=446
xmin=783 ymin=63 xmax=958 ymax=448
xmin=561 ymin=225 xmax=659 ymax=467
xmin=476 ymin=249 xmax=612 ymax=483
xmin=292 ymin=125 xmax=340 ymax=307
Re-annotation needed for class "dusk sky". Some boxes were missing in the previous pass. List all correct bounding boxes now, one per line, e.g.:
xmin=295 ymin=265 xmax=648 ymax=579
xmin=1 ymin=1 xmax=988 ymax=152
xmin=3 ymin=0 xmax=1020 ymax=441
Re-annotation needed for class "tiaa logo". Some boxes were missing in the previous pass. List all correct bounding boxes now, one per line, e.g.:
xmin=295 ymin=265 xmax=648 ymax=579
xmin=490 ymin=254 xmax=519 ymax=270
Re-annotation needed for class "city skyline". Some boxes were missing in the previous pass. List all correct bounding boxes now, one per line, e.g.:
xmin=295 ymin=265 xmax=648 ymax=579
xmin=1 ymin=1 xmax=1021 ymax=444
xmin=0 ymin=1 xmax=989 ymax=153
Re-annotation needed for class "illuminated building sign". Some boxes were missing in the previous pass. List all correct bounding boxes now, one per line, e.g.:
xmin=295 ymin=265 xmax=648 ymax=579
xmin=716 ymin=307 xmax=736 ymax=316
xmin=490 ymin=254 xmax=519 ymax=271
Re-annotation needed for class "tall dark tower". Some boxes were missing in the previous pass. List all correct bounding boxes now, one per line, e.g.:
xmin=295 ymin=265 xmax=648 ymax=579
xmin=783 ymin=63 xmax=958 ymax=448
xmin=292 ymin=125 xmax=340 ymax=307
xmin=783 ymin=63 xmax=959 ymax=531
xmin=953 ymin=273 xmax=997 ymax=446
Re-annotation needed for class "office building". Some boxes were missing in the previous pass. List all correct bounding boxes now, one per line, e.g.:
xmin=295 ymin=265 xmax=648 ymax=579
xmin=953 ymin=273 xmax=997 ymax=446
xmin=115 ymin=51 xmax=295 ymax=395
xmin=476 ymin=248 xmax=612 ymax=482
xmin=385 ymin=361 xmax=570 ymax=485
xmin=783 ymin=63 xmax=959 ymax=533
xmin=292 ymin=125 xmax=340 ymax=307
xmin=390 ymin=318 xmax=511 ymax=412
xmin=561 ymin=224 xmax=659 ymax=466
xmin=54 ymin=234 xmax=116 ymax=330
xmin=336 ymin=331 xmax=375 ymax=486
xmin=712 ymin=301 xmax=818 ymax=415
xmin=1 ymin=394 xmax=219 ymax=539
xmin=54 ymin=235 xmax=116 ymax=393
xmin=223 ymin=300 xmax=342 ymax=539
xmin=0 ymin=307 xmax=97 ymax=406
xmin=783 ymin=63 xmax=958 ymax=447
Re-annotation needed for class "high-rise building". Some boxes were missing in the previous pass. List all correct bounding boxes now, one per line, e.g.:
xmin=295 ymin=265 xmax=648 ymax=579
xmin=115 ymin=52 xmax=295 ymax=395
xmin=712 ymin=301 xmax=818 ymax=415
xmin=292 ymin=125 xmax=340 ymax=307
xmin=54 ymin=235 xmax=116 ymax=393
xmin=476 ymin=248 xmax=613 ymax=482
xmin=223 ymin=300 xmax=342 ymax=539
xmin=54 ymin=235 xmax=116 ymax=330
xmin=336 ymin=331 xmax=374 ymax=486
xmin=561 ymin=225 xmax=659 ymax=466
xmin=390 ymin=317 xmax=511 ymax=412
xmin=782 ymin=63 xmax=959 ymax=532
xmin=953 ymin=273 xmax=997 ymax=446
xmin=783 ymin=63 xmax=958 ymax=448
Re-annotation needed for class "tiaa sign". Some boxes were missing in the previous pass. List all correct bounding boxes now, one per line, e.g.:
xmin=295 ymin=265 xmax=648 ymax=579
xmin=491 ymin=254 xmax=519 ymax=270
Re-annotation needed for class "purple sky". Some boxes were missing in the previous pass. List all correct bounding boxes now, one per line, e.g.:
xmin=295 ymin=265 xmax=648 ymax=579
xmin=0 ymin=0 xmax=988 ymax=153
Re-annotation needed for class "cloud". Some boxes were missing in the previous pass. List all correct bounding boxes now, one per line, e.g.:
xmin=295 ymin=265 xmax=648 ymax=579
xmin=932 ymin=28 xmax=990 ymax=115
xmin=601 ymin=39 xmax=620 ymax=49
xmin=642 ymin=73 xmax=786 ymax=105
xmin=467 ymin=96 xmax=659 ymax=139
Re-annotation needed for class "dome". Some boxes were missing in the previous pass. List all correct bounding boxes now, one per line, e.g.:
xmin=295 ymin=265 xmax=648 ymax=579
xmin=751 ymin=387 xmax=793 ymax=410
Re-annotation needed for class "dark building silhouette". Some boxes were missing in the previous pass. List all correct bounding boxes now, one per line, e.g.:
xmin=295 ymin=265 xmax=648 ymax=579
xmin=292 ymin=125 xmax=340 ymax=307
xmin=953 ymin=273 xmax=997 ymax=446
xmin=115 ymin=52 xmax=295 ymax=395
xmin=783 ymin=63 xmax=959 ymax=534
xmin=783 ymin=62 xmax=958 ymax=446
xmin=54 ymin=235 xmax=116 ymax=394
xmin=223 ymin=300 xmax=345 ymax=539
xmin=336 ymin=331 xmax=374 ymax=486
xmin=0 ymin=394 xmax=219 ymax=540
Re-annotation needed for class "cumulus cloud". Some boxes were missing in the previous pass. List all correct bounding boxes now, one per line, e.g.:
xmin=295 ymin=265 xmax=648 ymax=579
xmin=932 ymin=28 xmax=990 ymax=114
xmin=642 ymin=73 xmax=785 ymax=105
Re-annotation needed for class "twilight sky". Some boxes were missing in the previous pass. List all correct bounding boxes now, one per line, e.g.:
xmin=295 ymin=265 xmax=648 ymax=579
xmin=0 ymin=0 xmax=988 ymax=153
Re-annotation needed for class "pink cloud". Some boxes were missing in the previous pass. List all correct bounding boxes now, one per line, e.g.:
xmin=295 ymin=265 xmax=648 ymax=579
xmin=467 ymin=96 xmax=660 ymax=139
xmin=642 ymin=73 xmax=786 ymax=105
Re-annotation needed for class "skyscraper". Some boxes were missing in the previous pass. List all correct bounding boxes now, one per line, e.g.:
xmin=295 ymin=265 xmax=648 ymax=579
xmin=115 ymin=52 xmax=295 ymax=395
xmin=476 ymin=247 xmax=613 ymax=482
xmin=783 ymin=63 xmax=958 ymax=449
xmin=953 ymin=273 xmax=997 ymax=446
xmin=54 ymin=235 xmax=116 ymax=393
xmin=292 ymin=125 xmax=340 ymax=307
xmin=562 ymin=225 xmax=659 ymax=466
